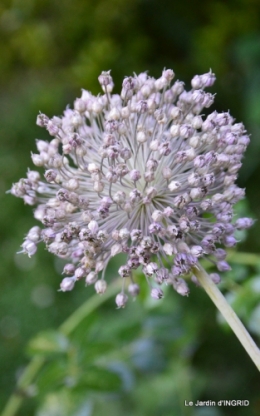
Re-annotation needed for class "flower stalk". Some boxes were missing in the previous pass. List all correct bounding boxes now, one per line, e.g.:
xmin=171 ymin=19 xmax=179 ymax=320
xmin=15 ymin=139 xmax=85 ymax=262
xmin=192 ymin=265 xmax=260 ymax=371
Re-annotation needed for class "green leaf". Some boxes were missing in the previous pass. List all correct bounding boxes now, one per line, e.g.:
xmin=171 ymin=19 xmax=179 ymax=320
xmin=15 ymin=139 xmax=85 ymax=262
xmin=76 ymin=366 xmax=122 ymax=391
xmin=36 ymin=360 xmax=68 ymax=396
xmin=78 ymin=341 xmax=117 ymax=365
xmin=36 ymin=390 xmax=93 ymax=416
xmin=27 ymin=330 xmax=69 ymax=356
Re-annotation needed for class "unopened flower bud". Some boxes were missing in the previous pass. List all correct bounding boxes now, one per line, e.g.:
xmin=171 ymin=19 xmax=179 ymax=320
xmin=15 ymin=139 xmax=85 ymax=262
xmin=95 ymin=280 xmax=107 ymax=294
xmin=60 ymin=277 xmax=76 ymax=292
xmin=115 ymin=293 xmax=128 ymax=308
xmin=22 ymin=240 xmax=37 ymax=257
xmin=63 ymin=264 xmax=75 ymax=275
xmin=209 ymin=273 xmax=221 ymax=284
xmin=128 ymin=283 xmax=140 ymax=296
xmin=85 ymin=272 xmax=98 ymax=285
xmin=151 ymin=288 xmax=164 ymax=299
xmin=173 ymin=278 xmax=189 ymax=296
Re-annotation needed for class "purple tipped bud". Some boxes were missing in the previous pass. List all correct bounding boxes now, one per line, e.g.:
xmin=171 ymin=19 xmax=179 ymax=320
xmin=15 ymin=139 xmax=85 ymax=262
xmin=95 ymin=280 xmax=107 ymax=294
xmin=190 ymin=245 xmax=204 ymax=257
xmin=224 ymin=235 xmax=237 ymax=247
xmin=128 ymin=283 xmax=140 ymax=296
xmin=60 ymin=277 xmax=76 ymax=292
xmin=162 ymin=69 xmax=175 ymax=82
xmin=235 ymin=218 xmax=254 ymax=229
xmin=145 ymin=262 xmax=158 ymax=276
xmin=27 ymin=226 xmax=41 ymax=242
xmin=98 ymin=71 xmax=113 ymax=87
xmin=31 ymin=153 xmax=44 ymax=167
xmin=21 ymin=240 xmax=37 ymax=257
xmin=146 ymin=158 xmax=158 ymax=171
xmin=136 ymin=100 xmax=148 ymax=113
xmin=44 ymin=169 xmax=57 ymax=183
xmin=151 ymin=288 xmax=164 ymax=299
xmin=191 ymin=75 xmax=202 ymax=89
xmin=118 ymin=265 xmax=131 ymax=278
xmin=129 ymin=169 xmax=141 ymax=182
xmin=201 ymin=71 xmax=216 ymax=87
xmin=214 ymin=248 xmax=227 ymax=260
xmin=209 ymin=273 xmax=221 ymax=284
xmin=47 ymin=120 xmax=59 ymax=136
xmin=122 ymin=76 xmax=136 ymax=91
xmin=173 ymin=278 xmax=190 ymax=296
xmin=217 ymin=261 xmax=231 ymax=272
xmin=155 ymin=267 xmax=170 ymax=283
xmin=36 ymin=113 xmax=49 ymax=127
xmin=85 ymin=272 xmax=98 ymax=285
xmin=148 ymin=222 xmax=162 ymax=234
xmin=62 ymin=264 xmax=75 ymax=275
xmin=74 ymin=267 xmax=86 ymax=279
xmin=115 ymin=293 xmax=128 ymax=308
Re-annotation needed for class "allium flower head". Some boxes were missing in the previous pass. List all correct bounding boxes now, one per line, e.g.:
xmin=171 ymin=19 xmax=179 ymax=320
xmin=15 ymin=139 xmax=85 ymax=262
xmin=11 ymin=68 xmax=253 ymax=307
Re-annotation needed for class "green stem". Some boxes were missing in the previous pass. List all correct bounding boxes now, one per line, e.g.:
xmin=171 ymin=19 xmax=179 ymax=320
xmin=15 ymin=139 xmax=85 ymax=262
xmin=193 ymin=265 xmax=260 ymax=371
xmin=59 ymin=280 xmax=120 ymax=336
xmin=0 ymin=356 xmax=44 ymax=416
xmin=1 ymin=281 xmax=121 ymax=416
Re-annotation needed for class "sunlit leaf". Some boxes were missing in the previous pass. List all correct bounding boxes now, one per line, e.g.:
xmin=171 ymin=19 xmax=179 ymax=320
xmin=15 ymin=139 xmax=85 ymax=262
xmin=27 ymin=330 xmax=69 ymax=356
xmin=36 ymin=390 xmax=93 ymax=416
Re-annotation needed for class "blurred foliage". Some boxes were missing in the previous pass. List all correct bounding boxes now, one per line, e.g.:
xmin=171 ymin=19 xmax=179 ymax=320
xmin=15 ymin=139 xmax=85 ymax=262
xmin=1 ymin=0 xmax=260 ymax=415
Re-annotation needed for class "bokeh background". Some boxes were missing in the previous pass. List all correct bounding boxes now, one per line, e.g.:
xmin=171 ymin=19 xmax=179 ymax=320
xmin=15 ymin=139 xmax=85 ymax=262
xmin=1 ymin=0 xmax=260 ymax=415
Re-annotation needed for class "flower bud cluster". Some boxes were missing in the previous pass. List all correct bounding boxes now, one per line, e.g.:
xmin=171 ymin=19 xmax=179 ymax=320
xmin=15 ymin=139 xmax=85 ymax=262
xmin=11 ymin=68 xmax=253 ymax=306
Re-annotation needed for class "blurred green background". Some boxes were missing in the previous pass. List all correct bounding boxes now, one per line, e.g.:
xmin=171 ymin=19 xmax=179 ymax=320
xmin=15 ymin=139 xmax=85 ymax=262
xmin=1 ymin=0 xmax=260 ymax=415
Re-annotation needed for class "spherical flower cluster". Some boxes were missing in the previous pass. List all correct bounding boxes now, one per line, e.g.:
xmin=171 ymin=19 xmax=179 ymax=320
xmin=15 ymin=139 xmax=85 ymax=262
xmin=11 ymin=69 xmax=253 ymax=308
